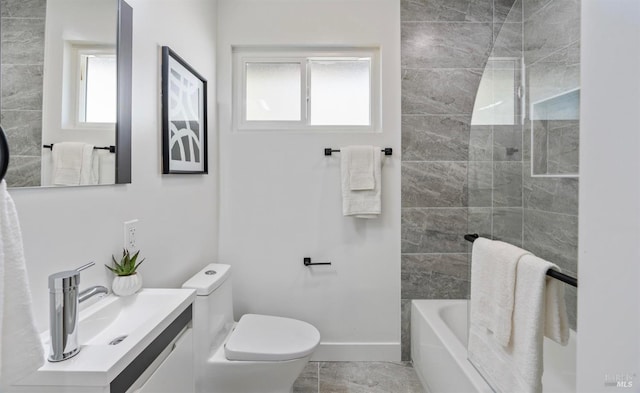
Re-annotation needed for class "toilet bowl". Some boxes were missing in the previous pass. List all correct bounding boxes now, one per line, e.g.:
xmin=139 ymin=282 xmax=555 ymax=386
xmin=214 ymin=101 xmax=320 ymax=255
xmin=183 ymin=264 xmax=320 ymax=393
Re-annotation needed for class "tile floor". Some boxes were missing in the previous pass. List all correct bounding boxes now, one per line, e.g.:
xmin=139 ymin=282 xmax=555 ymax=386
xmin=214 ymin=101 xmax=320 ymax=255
xmin=292 ymin=361 xmax=426 ymax=393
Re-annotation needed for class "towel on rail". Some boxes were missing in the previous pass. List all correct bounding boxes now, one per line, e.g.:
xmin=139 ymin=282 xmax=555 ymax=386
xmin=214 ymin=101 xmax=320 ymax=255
xmin=340 ymin=145 xmax=381 ymax=218
xmin=470 ymin=237 xmax=531 ymax=347
xmin=468 ymin=253 xmax=570 ymax=393
xmin=51 ymin=142 xmax=98 ymax=186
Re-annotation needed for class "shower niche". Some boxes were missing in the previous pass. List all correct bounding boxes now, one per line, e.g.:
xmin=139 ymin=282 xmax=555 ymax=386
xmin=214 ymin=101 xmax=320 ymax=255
xmin=531 ymin=88 xmax=580 ymax=177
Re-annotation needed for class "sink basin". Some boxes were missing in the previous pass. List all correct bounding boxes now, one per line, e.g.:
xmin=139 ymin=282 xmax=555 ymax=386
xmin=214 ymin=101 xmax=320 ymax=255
xmin=79 ymin=290 xmax=191 ymax=346
xmin=13 ymin=288 xmax=195 ymax=390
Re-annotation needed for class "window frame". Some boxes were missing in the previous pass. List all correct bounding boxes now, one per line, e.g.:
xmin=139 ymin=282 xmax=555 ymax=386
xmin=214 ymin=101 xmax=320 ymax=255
xmin=72 ymin=45 xmax=117 ymax=129
xmin=233 ymin=47 xmax=380 ymax=132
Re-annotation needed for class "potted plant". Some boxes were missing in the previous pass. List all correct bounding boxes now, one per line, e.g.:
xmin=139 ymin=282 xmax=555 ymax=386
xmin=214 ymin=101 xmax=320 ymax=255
xmin=106 ymin=249 xmax=145 ymax=296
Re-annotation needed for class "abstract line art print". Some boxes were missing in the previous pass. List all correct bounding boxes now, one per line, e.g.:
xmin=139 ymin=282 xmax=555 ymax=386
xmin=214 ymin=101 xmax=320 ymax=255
xmin=162 ymin=46 xmax=208 ymax=174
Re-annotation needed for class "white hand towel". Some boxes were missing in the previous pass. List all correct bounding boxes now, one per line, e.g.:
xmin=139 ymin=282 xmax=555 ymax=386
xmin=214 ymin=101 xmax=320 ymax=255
xmin=470 ymin=237 xmax=531 ymax=347
xmin=0 ymin=181 xmax=44 ymax=390
xmin=52 ymin=142 xmax=97 ymax=186
xmin=348 ymin=146 xmax=375 ymax=190
xmin=98 ymin=152 xmax=115 ymax=185
xmin=341 ymin=145 xmax=382 ymax=218
xmin=468 ymin=253 xmax=570 ymax=393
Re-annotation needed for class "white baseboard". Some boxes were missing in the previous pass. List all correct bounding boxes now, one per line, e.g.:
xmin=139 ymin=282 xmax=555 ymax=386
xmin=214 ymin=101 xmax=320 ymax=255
xmin=310 ymin=342 xmax=401 ymax=361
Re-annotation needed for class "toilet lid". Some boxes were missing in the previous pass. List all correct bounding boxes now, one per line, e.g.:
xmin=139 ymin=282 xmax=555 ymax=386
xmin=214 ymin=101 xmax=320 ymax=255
xmin=225 ymin=314 xmax=320 ymax=361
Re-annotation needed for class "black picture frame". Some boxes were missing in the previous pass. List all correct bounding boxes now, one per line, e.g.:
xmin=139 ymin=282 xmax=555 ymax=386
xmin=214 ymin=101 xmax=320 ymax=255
xmin=161 ymin=46 xmax=208 ymax=174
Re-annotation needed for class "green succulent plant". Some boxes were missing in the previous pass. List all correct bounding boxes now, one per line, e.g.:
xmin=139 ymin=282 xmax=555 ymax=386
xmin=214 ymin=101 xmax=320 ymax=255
xmin=106 ymin=249 xmax=145 ymax=276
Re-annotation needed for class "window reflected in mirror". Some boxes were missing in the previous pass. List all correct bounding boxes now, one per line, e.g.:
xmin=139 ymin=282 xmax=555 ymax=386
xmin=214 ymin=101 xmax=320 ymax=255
xmin=79 ymin=50 xmax=117 ymax=124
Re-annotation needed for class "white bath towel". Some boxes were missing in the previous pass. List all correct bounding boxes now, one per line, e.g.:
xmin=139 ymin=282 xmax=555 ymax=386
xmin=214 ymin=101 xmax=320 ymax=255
xmin=340 ymin=145 xmax=382 ymax=218
xmin=52 ymin=142 xmax=98 ymax=186
xmin=347 ymin=146 xmax=375 ymax=190
xmin=0 ymin=181 xmax=44 ymax=390
xmin=468 ymin=254 xmax=570 ymax=393
xmin=470 ymin=237 xmax=531 ymax=347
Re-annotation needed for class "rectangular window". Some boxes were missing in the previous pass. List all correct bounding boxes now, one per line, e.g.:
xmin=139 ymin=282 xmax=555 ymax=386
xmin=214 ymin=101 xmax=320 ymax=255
xmin=234 ymin=48 xmax=379 ymax=131
xmin=80 ymin=53 xmax=117 ymax=123
xmin=60 ymin=43 xmax=116 ymax=130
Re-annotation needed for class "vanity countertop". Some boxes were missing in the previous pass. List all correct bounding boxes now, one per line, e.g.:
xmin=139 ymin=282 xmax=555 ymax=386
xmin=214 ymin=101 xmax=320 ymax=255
xmin=15 ymin=288 xmax=196 ymax=390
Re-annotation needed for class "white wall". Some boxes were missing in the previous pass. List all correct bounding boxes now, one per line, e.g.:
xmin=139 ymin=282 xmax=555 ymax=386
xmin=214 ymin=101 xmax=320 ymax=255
xmin=8 ymin=0 xmax=218 ymax=333
xmin=217 ymin=0 xmax=401 ymax=360
xmin=577 ymin=0 xmax=640 ymax=390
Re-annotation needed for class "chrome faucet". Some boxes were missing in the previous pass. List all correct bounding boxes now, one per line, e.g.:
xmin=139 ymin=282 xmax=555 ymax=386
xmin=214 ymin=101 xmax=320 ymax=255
xmin=79 ymin=285 xmax=109 ymax=303
xmin=48 ymin=262 xmax=108 ymax=362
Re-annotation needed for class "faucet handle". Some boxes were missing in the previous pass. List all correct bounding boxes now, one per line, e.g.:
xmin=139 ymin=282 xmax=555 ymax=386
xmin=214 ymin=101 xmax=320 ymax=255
xmin=48 ymin=262 xmax=95 ymax=291
xmin=75 ymin=262 xmax=95 ymax=272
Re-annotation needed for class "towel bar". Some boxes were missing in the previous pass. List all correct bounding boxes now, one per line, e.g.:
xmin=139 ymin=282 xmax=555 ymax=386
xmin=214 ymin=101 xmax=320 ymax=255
xmin=464 ymin=233 xmax=578 ymax=287
xmin=43 ymin=144 xmax=116 ymax=153
xmin=324 ymin=147 xmax=392 ymax=156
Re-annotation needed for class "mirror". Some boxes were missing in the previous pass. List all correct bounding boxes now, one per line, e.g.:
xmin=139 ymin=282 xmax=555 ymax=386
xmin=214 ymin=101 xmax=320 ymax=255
xmin=1 ymin=0 xmax=131 ymax=188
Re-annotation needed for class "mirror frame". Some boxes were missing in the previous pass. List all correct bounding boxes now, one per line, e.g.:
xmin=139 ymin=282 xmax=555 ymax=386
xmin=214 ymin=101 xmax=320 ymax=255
xmin=0 ymin=125 xmax=8 ymax=182
xmin=116 ymin=0 xmax=133 ymax=184
xmin=0 ymin=0 xmax=132 ymax=188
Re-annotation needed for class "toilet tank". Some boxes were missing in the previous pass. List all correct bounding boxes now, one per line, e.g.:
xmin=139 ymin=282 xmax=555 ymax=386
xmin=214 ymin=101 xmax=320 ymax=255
xmin=182 ymin=264 xmax=235 ymax=361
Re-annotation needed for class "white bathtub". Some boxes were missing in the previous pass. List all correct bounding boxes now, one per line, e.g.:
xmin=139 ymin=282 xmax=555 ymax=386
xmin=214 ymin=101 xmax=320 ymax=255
xmin=411 ymin=300 xmax=576 ymax=393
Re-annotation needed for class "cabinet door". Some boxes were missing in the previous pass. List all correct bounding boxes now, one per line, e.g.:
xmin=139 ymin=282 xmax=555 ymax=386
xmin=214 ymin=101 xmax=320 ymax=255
xmin=136 ymin=328 xmax=194 ymax=393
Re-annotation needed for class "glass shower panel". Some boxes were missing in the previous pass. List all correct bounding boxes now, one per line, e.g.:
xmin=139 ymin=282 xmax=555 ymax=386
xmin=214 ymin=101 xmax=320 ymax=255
xmin=466 ymin=1 xmax=580 ymax=386
xmin=471 ymin=59 xmax=519 ymax=126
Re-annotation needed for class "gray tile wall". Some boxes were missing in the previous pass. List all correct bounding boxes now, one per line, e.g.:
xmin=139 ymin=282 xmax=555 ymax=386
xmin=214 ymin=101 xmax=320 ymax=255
xmin=400 ymin=0 xmax=511 ymax=360
xmin=1 ymin=0 xmax=46 ymax=186
xmin=401 ymin=0 xmax=579 ymax=361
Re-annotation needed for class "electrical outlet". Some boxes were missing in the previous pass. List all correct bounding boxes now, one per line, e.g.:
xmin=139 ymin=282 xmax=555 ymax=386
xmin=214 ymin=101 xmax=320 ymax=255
xmin=124 ymin=219 xmax=138 ymax=251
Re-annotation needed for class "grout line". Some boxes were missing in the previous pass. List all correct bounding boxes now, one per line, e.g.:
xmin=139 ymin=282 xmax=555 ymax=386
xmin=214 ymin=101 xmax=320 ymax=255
xmin=401 ymin=67 xmax=486 ymax=71
xmin=401 ymin=160 xmax=471 ymax=163
xmin=401 ymin=21 xmax=493 ymax=24
xmin=317 ymin=362 xmax=320 ymax=393
xmin=0 ymin=63 xmax=44 ymax=66
xmin=0 ymin=109 xmax=42 ymax=112
xmin=526 ymin=39 xmax=580 ymax=68
xmin=0 ymin=16 xmax=45 ymax=20
xmin=402 ymin=252 xmax=470 ymax=255
xmin=523 ymin=207 xmax=579 ymax=218
xmin=401 ymin=114 xmax=475 ymax=117
xmin=402 ymin=207 xmax=470 ymax=210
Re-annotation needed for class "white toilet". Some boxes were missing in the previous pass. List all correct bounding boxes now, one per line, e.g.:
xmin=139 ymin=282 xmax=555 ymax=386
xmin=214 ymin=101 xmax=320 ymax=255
xmin=182 ymin=264 xmax=320 ymax=393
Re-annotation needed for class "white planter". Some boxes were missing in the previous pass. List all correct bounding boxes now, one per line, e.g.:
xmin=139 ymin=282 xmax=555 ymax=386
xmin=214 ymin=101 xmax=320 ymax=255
xmin=112 ymin=273 xmax=142 ymax=296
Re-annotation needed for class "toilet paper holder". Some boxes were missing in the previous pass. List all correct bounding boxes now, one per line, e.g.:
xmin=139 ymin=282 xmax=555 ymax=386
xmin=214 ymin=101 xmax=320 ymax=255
xmin=303 ymin=257 xmax=332 ymax=266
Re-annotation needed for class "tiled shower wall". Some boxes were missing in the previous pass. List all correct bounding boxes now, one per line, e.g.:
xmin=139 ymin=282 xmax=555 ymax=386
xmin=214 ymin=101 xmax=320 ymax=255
xmin=401 ymin=0 xmax=579 ymax=360
xmin=400 ymin=0 xmax=515 ymax=360
xmin=1 ymin=0 xmax=46 ymax=187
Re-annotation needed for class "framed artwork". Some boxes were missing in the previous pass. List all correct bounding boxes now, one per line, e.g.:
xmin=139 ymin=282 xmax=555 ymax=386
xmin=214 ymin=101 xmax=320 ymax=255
xmin=161 ymin=46 xmax=208 ymax=174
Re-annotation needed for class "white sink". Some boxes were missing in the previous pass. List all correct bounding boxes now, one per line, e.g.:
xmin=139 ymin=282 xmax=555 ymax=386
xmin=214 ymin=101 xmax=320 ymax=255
xmin=14 ymin=288 xmax=196 ymax=391
xmin=79 ymin=290 xmax=191 ymax=346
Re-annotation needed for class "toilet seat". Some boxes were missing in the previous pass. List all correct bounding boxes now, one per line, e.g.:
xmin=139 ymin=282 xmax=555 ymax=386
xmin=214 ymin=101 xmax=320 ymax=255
xmin=225 ymin=314 xmax=320 ymax=361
